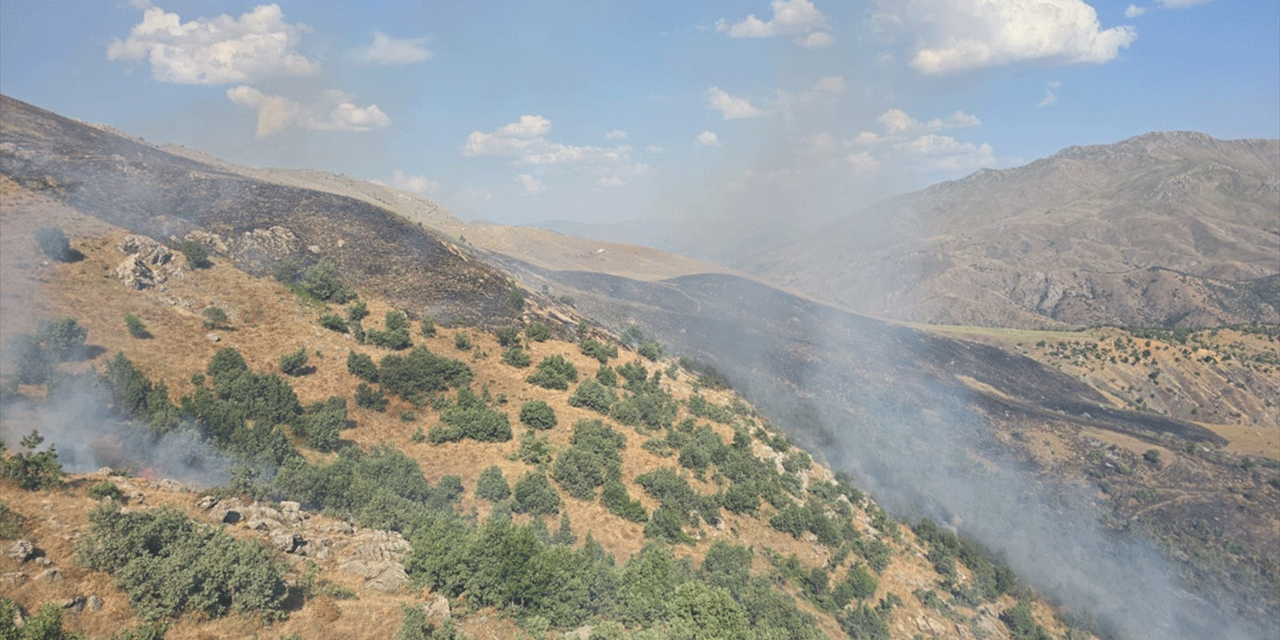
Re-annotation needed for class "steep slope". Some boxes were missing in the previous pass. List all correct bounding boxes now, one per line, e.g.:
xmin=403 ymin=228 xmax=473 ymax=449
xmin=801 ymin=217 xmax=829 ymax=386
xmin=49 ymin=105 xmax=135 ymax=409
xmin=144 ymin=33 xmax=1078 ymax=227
xmin=744 ymin=132 xmax=1280 ymax=329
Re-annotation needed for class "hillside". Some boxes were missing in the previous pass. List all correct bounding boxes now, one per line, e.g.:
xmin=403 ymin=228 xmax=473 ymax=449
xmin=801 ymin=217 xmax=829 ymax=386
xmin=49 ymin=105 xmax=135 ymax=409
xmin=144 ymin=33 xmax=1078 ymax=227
xmin=0 ymin=177 xmax=1081 ymax=640
xmin=3 ymin=94 xmax=1276 ymax=640
xmin=742 ymin=132 xmax=1280 ymax=329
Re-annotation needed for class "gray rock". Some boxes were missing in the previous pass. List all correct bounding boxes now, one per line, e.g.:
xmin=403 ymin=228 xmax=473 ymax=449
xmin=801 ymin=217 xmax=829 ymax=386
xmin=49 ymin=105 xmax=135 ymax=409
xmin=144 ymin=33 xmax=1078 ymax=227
xmin=1 ymin=572 xmax=26 ymax=588
xmin=425 ymin=594 xmax=451 ymax=622
xmin=6 ymin=540 xmax=33 ymax=562
xmin=34 ymin=568 xmax=61 ymax=582
xmin=60 ymin=596 xmax=86 ymax=613
xmin=272 ymin=531 xmax=303 ymax=553
xmin=86 ymin=595 xmax=102 ymax=611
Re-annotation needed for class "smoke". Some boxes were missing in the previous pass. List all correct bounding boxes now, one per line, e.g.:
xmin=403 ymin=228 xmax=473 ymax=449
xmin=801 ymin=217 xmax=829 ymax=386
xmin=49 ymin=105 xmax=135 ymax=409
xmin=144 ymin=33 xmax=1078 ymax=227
xmin=1 ymin=374 xmax=233 ymax=488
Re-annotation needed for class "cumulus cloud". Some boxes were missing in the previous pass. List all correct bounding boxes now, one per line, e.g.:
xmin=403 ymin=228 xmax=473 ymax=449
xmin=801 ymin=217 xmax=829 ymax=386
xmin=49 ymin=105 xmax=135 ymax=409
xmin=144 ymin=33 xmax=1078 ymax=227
xmin=846 ymin=151 xmax=881 ymax=173
xmin=896 ymin=133 xmax=996 ymax=170
xmin=853 ymin=107 xmax=981 ymax=143
xmin=226 ymin=85 xmax=390 ymax=137
xmin=696 ymin=130 xmax=722 ymax=147
xmin=1125 ymin=4 xmax=1147 ymax=17
xmin=1038 ymin=80 xmax=1062 ymax=107
xmin=716 ymin=0 xmax=835 ymax=48
xmin=108 ymin=3 xmax=320 ymax=84
xmin=356 ymin=31 xmax=432 ymax=65
xmin=605 ymin=129 xmax=628 ymax=139
xmin=705 ymin=87 xmax=766 ymax=119
xmin=645 ymin=145 xmax=664 ymax=154
xmin=518 ymin=173 xmax=545 ymax=193
xmin=389 ymin=170 xmax=442 ymax=197
xmin=462 ymin=116 xmax=628 ymax=165
xmin=882 ymin=0 xmax=1137 ymax=75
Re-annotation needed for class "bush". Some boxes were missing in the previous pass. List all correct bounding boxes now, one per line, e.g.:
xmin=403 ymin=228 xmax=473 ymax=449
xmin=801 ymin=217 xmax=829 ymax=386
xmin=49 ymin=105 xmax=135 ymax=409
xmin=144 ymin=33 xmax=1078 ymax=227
xmin=378 ymin=346 xmax=472 ymax=403
xmin=37 ymin=317 xmax=88 ymax=362
xmin=567 ymin=379 xmax=616 ymax=414
xmin=526 ymin=355 xmax=578 ymax=390
xmin=77 ymin=505 xmax=287 ymax=620
xmin=299 ymin=396 xmax=348 ymax=452
xmin=319 ymin=314 xmax=348 ymax=333
xmin=125 ymin=314 xmax=150 ymax=339
xmin=347 ymin=351 xmax=378 ymax=382
xmin=512 ymin=471 xmax=561 ymax=515
xmin=579 ymin=338 xmax=617 ymax=364
xmin=525 ymin=323 xmax=550 ymax=342
xmin=476 ymin=465 xmax=511 ymax=502
xmin=495 ymin=326 xmax=521 ymax=348
xmin=36 ymin=227 xmax=73 ymax=262
xmin=519 ymin=400 xmax=558 ymax=430
xmin=601 ymin=479 xmax=647 ymax=523
xmin=508 ymin=288 xmax=526 ymax=312
xmin=637 ymin=341 xmax=663 ymax=362
xmin=420 ymin=317 xmax=437 ymax=337
xmin=88 ymin=480 xmax=125 ymax=501
xmin=346 ymin=301 xmax=369 ymax=322
xmin=2 ymin=430 xmax=64 ymax=490
xmin=179 ymin=240 xmax=210 ymax=268
xmin=501 ymin=347 xmax=531 ymax=368
xmin=202 ymin=306 xmax=229 ymax=330
xmin=431 ymin=388 xmax=512 ymax=443
xmin=355 ymin=383 xmax=387 ymax=412
xmin=301 ymin=259 xmax=355 ymax=303
xmin=279 ymin=347 xmax=309 ymax=376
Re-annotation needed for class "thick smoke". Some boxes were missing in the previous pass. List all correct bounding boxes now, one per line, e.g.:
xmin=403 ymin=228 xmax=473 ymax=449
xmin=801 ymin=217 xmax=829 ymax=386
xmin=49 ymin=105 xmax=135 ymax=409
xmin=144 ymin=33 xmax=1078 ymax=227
xmin=1 ymin=374 xmax=233 ymax=488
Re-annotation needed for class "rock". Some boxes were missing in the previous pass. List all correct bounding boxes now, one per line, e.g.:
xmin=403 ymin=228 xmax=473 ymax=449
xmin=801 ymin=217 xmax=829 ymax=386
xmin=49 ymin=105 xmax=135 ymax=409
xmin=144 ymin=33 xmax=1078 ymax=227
xmin=86 ymin=596 xmax=102 ymax=612
xmin=10 ymin=603 xmax=24 ymax=629
xmin=271 ymin=531 xmax=303 ymax=553
xmin=1 ymin=572 xmax=26 ymax=588
xmin=34 ymin=568 xmax=62 ymax=582
xmin=116 ymin=256 xmax=156 ymax=289
xmin=119 ymin=235 xmax=173 ymax=266
xmin=185 ymin=230 xmax=227 ymax=254
xmin=6 ymin=540 xmax=34 ymax=562
xmin=197 ymin=495 xmax=219 ymax=510
xmin=564 ymin=626 xmax=592 ymax=640
xmin=245 ymin=518 xmax=280 ymax=532
xmin=33 ymin=557 xmax=51 ymax=566
xmin=340 ymin=559 xmax=408 ymax=592
xmin=157 ymin=479 xmax=185 ymax=493
xmin=60 ymin=596 xmax=86 ymax=613
xmin=206 ymin=332 xmax=221 ymax=342
xmin=425 ymin=595 xmax=451 ymax=622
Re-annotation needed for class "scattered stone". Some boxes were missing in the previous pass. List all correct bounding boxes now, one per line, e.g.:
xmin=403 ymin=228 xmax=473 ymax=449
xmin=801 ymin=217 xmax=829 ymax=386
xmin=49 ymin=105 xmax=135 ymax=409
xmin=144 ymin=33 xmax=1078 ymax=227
xmin=6 ymin=540 xmax=33 ymax=562
xmin=32 ymin=556 xmax=51 ymax=566
xmin=60 ymin=596 xmax=86 ymax=613
xmin=34 ymin=568 xmax=62 ymax=582
xmin=157 ymin=479 xmax=186 ymax=493
xmin=86 ymin=596 xmax=102 ymax=612
xmin=1 ymin=572 xmax=26 ymax=588
xmin=206 ymin=332 xmax=221 ymax=342
xmin=424 ymin=594 xmax=451 ymax=622
xmin=271 ymin=531 xmax=303 ymax=553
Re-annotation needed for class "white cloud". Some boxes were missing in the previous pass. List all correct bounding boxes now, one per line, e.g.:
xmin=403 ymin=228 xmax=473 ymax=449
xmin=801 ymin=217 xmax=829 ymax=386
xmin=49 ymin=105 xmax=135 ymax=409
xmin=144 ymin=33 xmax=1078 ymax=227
xmin=226 ymin=85 xmax=390 ymax=137
xmin=605 ymin=129 xmax=628 ymax=140
xmin=597 ymin=176 xmax=626 ymax=187
xmin=896 ymin=134 xmax=996 ymax=170
xmin=646 ymin=145 xmax=664 ymax=154
xmin=800 ymin=132 xmax=836 ymax=154
xmin=108 ymin=4 xmax=320 ymax=84
xmin=862 ymin=107 xmax=981 ymax=140
xmin=356 ymin=31 xmax=432 ymax=65
xmin=389 ymin=170 xmax=442 ymax=197
xmin=462 ymin=116 xmax=628 ymax=166
xmin=696 ymin=130 xmax=722 ymax=147
xmin=795 ymin=31 xmax=836 ymax=48
xmin=1124 ymin=4 xmax=1146 ymax=17
xmin=716 ymin=0 xmax=834 ymax=48
xmin=846 ymin=151 xmax=881 ymax=173
xmin=889 ymin=0 xmax=1137 ymax=75
xmin=705 ymin=87 xmax=766 ymax=119
xmin=518 ymin=173 xmax=545 ymax=193
xmin=1038 ymin=80 xmax=1062 ymax=107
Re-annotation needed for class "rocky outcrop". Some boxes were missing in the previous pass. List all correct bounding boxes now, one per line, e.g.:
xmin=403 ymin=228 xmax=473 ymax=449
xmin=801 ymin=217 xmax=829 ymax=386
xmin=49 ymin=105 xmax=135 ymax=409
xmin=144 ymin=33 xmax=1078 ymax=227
xmin=116 ymin=234 xmax=174 ymax=289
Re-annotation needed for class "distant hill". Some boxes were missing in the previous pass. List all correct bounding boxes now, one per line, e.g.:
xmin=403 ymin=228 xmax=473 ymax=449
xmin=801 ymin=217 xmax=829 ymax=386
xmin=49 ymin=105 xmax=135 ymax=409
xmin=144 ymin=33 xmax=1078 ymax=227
xmin=742 ymin=132 xmax=1280 ymax=329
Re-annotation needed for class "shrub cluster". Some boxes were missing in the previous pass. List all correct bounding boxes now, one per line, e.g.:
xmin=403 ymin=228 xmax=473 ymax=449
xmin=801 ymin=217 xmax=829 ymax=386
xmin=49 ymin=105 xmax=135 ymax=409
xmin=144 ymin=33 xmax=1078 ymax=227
xmin=429 ymin=388 xmax=512 ymax=443
xmin=526 ymin=355 xmax=578 ymax=390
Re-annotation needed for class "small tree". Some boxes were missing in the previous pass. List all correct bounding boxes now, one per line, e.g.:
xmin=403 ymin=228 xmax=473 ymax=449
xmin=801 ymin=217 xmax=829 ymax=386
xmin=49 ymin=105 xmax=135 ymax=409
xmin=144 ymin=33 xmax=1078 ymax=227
xmin=279 ymin=347 xmax=309 ymax=376
xmin=124 ymin=314 xmax=150 ymax=339
xmin=355 ymin=383 xmax=387 ymax=412
xmin=346 ymin=351 xmax=378 ymax=382
xmin=203 ymin=306 xmax=229 ymax=330
xmin=1 ymin=430 xmax=64 ymax=490
xmin=453 ymin=332 xmax=472 ymax=351
xmin=301 ymin=259 xmax=355 ymax=303
xmin=501 ymin=347 xmax=531 ymax=368
xmin=346 ymin=301 xmax=369 ymax=322
xmin=420 ymin=316 xmax=437 ymax=337
xmin=512 ymin=471 xmax=561 ymax=515
xmin=519 ymin=400 xmax=558 ymax=430
xmin=319 ymin=314 xmax=348 ymax=333
xmin=525 ymin=323 xmax=550 ymax=342
xmin=179 ymin=240 xmax=211 ymax=268
xmin=475 ymin=465 xmax=511 ymax=502
xmin=36 ymin=227 xmax=73 ymax=262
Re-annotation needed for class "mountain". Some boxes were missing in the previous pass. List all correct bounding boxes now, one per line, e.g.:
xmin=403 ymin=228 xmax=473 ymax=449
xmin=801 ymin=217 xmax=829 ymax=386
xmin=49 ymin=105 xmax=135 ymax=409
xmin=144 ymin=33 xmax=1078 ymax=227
xmin=2 ymin=94 xmax=1276 ymax=639
xmin=742 ymin=132 xmax=1280 ymax=329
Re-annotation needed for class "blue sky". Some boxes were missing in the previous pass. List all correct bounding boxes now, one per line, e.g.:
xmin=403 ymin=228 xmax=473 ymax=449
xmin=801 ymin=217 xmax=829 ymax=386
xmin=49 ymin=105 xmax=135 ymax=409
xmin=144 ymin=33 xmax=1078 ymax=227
xmin=1 ymin=0 xmax=1276 ymax=226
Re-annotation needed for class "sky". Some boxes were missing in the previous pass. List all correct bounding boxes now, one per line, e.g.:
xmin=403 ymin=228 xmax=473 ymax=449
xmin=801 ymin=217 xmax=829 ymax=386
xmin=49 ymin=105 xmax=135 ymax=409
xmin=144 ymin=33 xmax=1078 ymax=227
xmin=1 ymin=0 xmax=1276 ymax=226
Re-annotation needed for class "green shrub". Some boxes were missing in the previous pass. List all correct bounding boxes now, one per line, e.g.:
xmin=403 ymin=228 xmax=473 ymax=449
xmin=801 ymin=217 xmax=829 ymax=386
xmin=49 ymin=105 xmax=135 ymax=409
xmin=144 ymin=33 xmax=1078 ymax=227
xmin=508 ymin=289 xmax=525 ymax=312
xmin=125 ymin=314 xmax=150 ymax=339
xmin=76 ymin=505 xmax=286 ymax=620
xmin=501 ymin=347 xmax=531 ymax=368
xmin=279 ymin=347 xmax=309 ymax=376
xmin=495 ymin=326 xmax=520 ymax=348
xmin=453 ymin=332 xmax=472 ymax=351
xmin=999 ymin=601 xmax=1052 ymax=640
xmin=782 ymin=450 xmax=812 ymax=473
xmin=202 ymin=306 xmax=229 ymax=330
xmin=513 ymin=429 xmax=552 ymax=465
xmin=1 ymin=601 xmax=85 ymax=639
xmin=36 ymin=227 xmax=74 ymax=262
xmin=419 ymin=317 xmax=436 ymax=337
xmin=526 ymin=355 xmax=578 ymax=390
xmin=179 ymin=240 xmax=210 ymax=268
xmin=430 ymin=388 xmax=512 ymax=443
xmin=519 ymin=400 xmax=557 ymax=430
xmin=37 ymin=317 xmax=88 ymax=362
xmin=301 ymin=259 xmax=355 ymax=303
xmin=637 ymin=341 xmax=663 ymax=362
xmin=1 ymin=430 xmax=64 ymax=490
xmin=355 ymin=383 xmax=387 ymax=412
xmin=319 ymin=314 xmax=348 ymax=333
xmin=298 ymin=396 xmax=348 ymax=452
xmin=378 ymin=346 xmax=472 ymax=402
xmin=595 ymin=365 xmax=618 ymax=387
xmin=601 ymin=480 xmax=647 ymax=522
xmin=512 ymin=471 xmax=561 ymax=515
xmin=88 ymin=480 xmax=125 ymax=501
xmin=525 ymin=323 xmax=550 ymax=342
xmin=476 ymin=465 xmax=511 ymax=502
xmin=567 ymin=379 xmax=616 ymax=414
xmin=346 ymin=351 xmax=378 ymax=382
xmin=579 ymin=338 xmax=617 ymax=364
xmin=346 ymin=301 xmax=369 ymax=322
